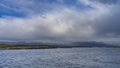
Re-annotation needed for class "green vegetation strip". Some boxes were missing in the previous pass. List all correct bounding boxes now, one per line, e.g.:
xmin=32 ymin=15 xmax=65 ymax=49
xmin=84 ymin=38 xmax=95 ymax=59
xmin=0 ymin=44 xmax=120 ymax=50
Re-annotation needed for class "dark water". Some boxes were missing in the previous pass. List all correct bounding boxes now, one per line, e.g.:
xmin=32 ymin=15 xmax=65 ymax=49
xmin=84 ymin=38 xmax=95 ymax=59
xmin=0 ymin=48 xmax=120 ymax=68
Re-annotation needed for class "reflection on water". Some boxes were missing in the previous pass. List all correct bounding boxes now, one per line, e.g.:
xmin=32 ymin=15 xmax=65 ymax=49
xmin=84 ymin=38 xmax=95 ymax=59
xmin=0 ymin=48 xmax=120 ymax=68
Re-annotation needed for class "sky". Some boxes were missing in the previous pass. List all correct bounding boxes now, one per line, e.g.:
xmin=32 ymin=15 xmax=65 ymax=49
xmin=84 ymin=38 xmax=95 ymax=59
xmin=0 ymin=0 xmax=120 ymax=43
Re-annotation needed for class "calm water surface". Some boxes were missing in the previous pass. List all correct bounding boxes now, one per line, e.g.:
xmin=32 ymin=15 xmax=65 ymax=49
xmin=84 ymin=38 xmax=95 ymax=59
xmin=0 ymin=48 xmax=120 ymax=68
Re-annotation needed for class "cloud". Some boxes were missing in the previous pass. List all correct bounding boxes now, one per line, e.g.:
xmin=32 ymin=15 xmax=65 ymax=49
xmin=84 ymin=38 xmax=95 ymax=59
xmin=93 ymin=0 xmax=118 ymax=4
xmin=0 ymin=0 xmax=120 ymax=43
xmin=0 ymin=8 xmax=93 ymax=41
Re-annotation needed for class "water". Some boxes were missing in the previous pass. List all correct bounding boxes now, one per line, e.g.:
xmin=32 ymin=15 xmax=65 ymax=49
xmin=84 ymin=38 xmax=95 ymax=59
xmin=0 ymin=48 xmax=120 ymax=68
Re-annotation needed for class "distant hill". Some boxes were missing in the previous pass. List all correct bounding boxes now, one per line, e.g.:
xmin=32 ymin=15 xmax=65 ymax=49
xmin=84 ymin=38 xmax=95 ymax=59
xmin=71 ymin=42 xmax=109 ymax=47
xmin=0 ymin=41 xmax=120 ymax=49
xmin=0 ymin=41 xmax=117 ymax=47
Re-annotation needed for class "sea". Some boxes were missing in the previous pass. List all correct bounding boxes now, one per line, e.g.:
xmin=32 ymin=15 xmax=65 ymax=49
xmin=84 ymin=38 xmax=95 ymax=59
xmin=0 ymin=48 xmax=120 ymax=68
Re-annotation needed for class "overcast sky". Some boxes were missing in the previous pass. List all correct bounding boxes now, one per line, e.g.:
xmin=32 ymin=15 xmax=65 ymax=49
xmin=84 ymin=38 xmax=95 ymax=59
xmin=0 ymin=0 xmax=120 ymax=43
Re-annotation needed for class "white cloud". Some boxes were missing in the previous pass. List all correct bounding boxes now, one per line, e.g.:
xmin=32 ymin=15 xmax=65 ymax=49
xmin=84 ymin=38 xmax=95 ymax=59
xmin=0 ymin=0 xmax=120 ymax=43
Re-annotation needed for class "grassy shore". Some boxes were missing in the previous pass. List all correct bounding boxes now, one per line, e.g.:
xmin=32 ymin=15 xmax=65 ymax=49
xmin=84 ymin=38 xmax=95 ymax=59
xmin=0 ymin=44 xmax=120 ymax=50
xmin=0 ymin=44 xmax=79 ymax=50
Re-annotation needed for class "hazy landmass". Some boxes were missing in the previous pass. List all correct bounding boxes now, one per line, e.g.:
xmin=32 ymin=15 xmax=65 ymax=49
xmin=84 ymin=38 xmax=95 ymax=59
xmin=0 ymin=44 xmax=120 ymax=50
xmin=0 ymin=44 xmax=89 ymax=50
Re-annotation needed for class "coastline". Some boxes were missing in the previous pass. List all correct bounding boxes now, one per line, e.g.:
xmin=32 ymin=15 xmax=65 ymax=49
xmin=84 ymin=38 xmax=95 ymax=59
xmin=0 ymin=44 xmax=120 ymax=50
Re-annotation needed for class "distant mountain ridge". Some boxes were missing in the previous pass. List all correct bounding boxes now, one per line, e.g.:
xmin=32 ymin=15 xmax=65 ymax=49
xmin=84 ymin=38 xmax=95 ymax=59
xmin=71 ymin=42 xmax=110 ymax=47
xmin=0 ymin=40 xmax=117 ymax=47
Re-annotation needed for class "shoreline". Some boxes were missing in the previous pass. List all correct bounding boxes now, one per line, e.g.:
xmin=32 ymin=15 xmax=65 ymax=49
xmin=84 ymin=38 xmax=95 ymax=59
xmin=0 ymin=44 xmax=120 ymax=50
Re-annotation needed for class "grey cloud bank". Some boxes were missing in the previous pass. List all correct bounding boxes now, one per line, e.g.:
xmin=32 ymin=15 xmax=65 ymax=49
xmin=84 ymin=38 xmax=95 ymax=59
xmin=0 ymin=0 xmax=120 ymax=44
